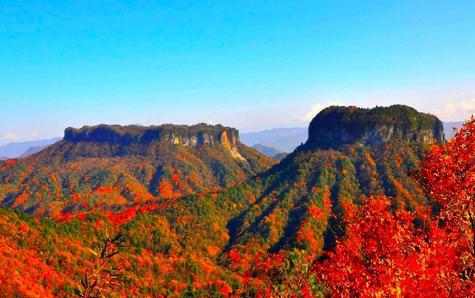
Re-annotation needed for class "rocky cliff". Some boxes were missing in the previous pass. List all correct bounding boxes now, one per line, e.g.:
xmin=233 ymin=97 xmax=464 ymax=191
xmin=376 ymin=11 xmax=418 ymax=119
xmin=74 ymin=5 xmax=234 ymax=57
xmin=64 ymin=123 xmax=240 ymax=147
xmin=305 ymin=105 xmax=445 ymax=149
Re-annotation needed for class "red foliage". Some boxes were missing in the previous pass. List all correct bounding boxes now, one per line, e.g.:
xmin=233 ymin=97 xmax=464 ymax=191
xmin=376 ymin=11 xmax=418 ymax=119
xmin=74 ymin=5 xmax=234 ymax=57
xmin=314 ymin=197 xmax=468 ymax=297
xmin=420 ymin=119 xmax=475 ymax=292
xmin=0 ymin=237 xmax=64 ymax=297
xmin=228 ymin=248 xmax=241 ymax=267
xmin=56 ymin=211 xmax=89 ymax=223
xmin=307 ymin=204 xmax=324 ymax=221
xmin=95 ymin=186 xmax=114 ymax=195
xmin=312 ymin=120 xmax=475 ymax=297
xmin=107 ymin=207 xmax=137 ymax=225
xmin=4 ymin=159 xmax=18 ymax=167
xmin=214 ymin=280 xmax=233 ymax=297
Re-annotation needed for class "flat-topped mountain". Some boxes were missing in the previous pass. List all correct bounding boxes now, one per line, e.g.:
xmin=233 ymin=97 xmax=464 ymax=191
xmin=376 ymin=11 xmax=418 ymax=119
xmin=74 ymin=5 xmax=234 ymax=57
xmin=221 ymin=105 xmax=445 ymax=255
xmin=0 ymin=123 xmax=275 ymax=216
xmin=306 ymin=105 xmax=444 ymax=149
xmin=58 ymin=123 xmax=245 ymax=160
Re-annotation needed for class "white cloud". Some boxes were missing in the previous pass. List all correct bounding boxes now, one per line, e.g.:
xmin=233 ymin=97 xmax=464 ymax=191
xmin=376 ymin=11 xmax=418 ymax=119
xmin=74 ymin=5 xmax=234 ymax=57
xmin=0 ymin=132 xmax=19 ymax=143
xmin=0 ymin=130 xmax=44 ymax=145
xmin=436 ymin=98 xmax=475 ymax=121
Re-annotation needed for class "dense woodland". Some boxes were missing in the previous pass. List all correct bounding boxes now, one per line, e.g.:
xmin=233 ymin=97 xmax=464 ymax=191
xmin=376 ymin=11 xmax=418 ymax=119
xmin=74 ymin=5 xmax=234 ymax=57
xmin=0 ymin=106 xmax=473 ymax=297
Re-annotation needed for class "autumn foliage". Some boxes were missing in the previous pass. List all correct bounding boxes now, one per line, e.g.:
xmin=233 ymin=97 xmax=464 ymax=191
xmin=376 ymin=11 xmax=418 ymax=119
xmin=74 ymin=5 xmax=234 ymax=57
xmin=314 ymin=119 xmax=475 ymax=297
xmin=2 ymin=120 xmax=475 ymax=297
xmin=421 ymin=118 xmax=475 ymax=282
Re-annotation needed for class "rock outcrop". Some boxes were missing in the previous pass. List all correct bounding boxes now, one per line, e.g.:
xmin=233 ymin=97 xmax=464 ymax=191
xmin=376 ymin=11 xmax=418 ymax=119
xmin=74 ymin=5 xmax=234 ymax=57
xmin=64 ymin=123 xmax=240 ymax=147
xmin=305 ymin=105 xmax=445 ymax=150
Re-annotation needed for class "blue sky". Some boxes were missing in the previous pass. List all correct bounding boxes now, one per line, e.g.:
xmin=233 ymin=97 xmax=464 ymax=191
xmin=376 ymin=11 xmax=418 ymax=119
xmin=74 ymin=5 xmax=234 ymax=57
xmin=1 ymin=1 xmax=475 ymax=144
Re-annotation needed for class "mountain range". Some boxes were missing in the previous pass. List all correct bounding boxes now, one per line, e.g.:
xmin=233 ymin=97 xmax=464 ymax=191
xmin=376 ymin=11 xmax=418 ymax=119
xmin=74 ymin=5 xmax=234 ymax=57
xmin=0 ymin=104 xmax=453 ymax=297
xmin=0 ymin=121 xmax=464 ymax=162
xmin=241 ymin=127 xmax=307 ymax=153
xmin=0 ymin=137 xmax=60 ymax=160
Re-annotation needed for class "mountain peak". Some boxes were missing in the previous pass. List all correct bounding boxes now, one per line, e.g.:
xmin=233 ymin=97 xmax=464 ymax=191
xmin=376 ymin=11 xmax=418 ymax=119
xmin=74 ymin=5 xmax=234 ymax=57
xmin=305 ymin=105 xmax=445 ymax=149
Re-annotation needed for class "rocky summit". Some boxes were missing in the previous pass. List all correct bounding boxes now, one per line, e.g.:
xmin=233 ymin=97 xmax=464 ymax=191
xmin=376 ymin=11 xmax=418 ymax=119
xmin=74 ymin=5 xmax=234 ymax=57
xmin=64 ymin=123 xmax=240 ymax=147
xmin=306 ymin=105 xmax=445 ymax=150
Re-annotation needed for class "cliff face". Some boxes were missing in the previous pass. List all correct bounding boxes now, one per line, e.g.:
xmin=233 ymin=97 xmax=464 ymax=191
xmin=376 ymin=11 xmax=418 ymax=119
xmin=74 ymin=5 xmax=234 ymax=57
xmin=64 ymin=123 xmax=240 ymax=147
xmin=305 ymin=105 xmax=445 ymax=149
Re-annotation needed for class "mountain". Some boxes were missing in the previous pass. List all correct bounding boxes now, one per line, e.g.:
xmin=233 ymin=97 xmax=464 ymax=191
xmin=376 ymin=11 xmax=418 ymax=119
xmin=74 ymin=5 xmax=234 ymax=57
xmin=0 ymin=137 xmax=60 ymax=159
xmin=0 ymin=105 xmax=448 ymax=297
xmin=252 ymin=144 xmax=284 ymax=158
xmin=0 ymin=123 xmax=274 ymax=216
xmin=241 ymin=127 xmax=307 ymax=152
xmin=223 ymin=105 xmax=444 ymax=254
xmin=443 ymin=121 xmax=464 ymax=139
xmin=272 ymin=152 xmax=288 ymax=160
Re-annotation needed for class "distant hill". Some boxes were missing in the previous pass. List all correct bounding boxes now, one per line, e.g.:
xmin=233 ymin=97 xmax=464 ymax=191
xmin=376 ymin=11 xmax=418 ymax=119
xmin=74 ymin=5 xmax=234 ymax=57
xmin=20 ymin=145 xmax=50 ymax=157
xmin=241 ymin=127 xmax=307 ymax=152
xmin=252 ymin=144 xmax=283 ymax=157
xmin=0 ymin=137 xmax=60 ymax=159
xmin=0 ymin=123 xmax=274 ymax=216
xmin=443 ymin=121 xmax=464 ymax=139
xmin=272 ymin=152 xmax=288 ymax=160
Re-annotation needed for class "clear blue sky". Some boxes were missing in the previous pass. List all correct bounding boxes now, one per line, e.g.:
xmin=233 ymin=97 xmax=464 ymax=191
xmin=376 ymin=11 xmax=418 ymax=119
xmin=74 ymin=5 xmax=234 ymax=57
xmin=1 ymin=1 xmax=475 ymax=144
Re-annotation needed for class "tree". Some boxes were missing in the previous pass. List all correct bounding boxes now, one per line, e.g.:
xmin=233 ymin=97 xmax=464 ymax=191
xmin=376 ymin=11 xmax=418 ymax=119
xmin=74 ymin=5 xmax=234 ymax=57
xmin=313 ymin=196 xmax=465 ymax=297
xmin=313 ymin=119 xmax=475 ymax=297
xmin=421 ymin=118 xmax=475 ymax=290
xmin=78 ymin=233 xmax=126 ymax=298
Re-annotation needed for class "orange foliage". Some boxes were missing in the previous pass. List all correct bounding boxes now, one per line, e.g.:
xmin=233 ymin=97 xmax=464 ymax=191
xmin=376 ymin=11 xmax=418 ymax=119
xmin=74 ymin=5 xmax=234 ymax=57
xmin=0 ymin=237 xmax=64 ymax=297
xmin=159 ymin=179 xmax=175 ymax=199
xmin=307 ymin=204 xmax=324 ymax=221
xmin=95 ymin=186 xmax=114 ymax=195
xmin=207 ymin=245 xmax=221 ymax=257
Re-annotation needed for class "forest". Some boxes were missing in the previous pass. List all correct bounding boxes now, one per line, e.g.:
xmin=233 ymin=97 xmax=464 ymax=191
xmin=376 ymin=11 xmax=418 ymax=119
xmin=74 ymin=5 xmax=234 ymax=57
xmin=0 ymin=106 xmax=473 ymax=297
